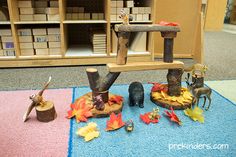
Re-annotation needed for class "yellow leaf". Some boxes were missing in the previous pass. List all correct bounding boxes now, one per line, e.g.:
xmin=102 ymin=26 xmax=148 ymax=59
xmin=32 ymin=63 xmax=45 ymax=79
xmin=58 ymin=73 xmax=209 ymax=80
xmin=184 ymin=107 xmax=204 ymax=123
xmin=84 ymin=131 xmax=100 ymax=142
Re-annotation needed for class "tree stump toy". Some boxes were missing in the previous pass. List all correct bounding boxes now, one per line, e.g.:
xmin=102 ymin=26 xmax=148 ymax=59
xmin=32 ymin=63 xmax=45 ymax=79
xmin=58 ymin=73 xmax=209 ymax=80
xmin=23 ymin=77 xmax=57 ymax=122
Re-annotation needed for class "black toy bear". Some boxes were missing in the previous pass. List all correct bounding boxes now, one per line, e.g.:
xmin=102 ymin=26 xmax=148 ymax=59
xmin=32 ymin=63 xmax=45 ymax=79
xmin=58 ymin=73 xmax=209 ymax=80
xmin=128 ymin=82 xmax=144 ymax=108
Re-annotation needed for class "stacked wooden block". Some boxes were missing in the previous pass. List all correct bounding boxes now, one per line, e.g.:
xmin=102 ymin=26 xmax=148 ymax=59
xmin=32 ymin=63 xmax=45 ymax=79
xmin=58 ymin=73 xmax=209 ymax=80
xmin=0 ymin=29 xmax=15 ymax=56
xmin=92 ymin=31 xmax=106 ymax=54
xmin=18 ymin=27 xmax=61 ymax=56
xmin=18 ymin=0 xmax=59 ymax=21
xmin=66 ymin=7 xmax=104 ymax=20
xmin=110 ymin=0 xmax=151 ymax=22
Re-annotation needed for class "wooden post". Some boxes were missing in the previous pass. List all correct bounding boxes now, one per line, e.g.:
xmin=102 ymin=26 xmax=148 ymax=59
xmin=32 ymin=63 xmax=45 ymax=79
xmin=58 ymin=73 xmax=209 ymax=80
xmin=116 ymin=32 xmax=130 ymax=65
xmin=86 ymin=68 xmax=120 ymax=110
xmin=161 ymin=31 xmax=177 ymax=63
xmin=167 ymin=69 xmax=183 ymax=96
xmin=36 ymin=101 xmax=57 ymax=122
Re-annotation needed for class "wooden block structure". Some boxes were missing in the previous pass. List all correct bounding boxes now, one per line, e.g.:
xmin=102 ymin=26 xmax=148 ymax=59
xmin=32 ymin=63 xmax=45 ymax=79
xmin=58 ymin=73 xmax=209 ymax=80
xmin=92 ymin=31 xmax=107 ymax=54
xmin=17 ymin=0 xmax=60 ymax=21
xmin=110 ymin=0 xmax=151 ymax=22
xmin=0 ymin=29 xmax=15 ymax=56
xmin=18 ymin=27 xmax=61 ymax=56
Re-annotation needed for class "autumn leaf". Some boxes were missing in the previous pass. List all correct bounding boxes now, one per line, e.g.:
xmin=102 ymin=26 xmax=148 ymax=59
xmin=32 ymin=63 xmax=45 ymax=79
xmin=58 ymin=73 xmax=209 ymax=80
xmin=140 ymin=112 xmax=160 ymax=124
xmin=66 ymin=98 xmax=93 ymax=123
xmin=165 ymin=107 xmax=182 ymax=125
xmin=184 ymin=106 xmax=204 ymax=123
xmin=158 ymin=21 xmax=179 ymax=26
xmin=148 ymin=82 xmax=168 ymax=93
xmin=108 ymin=95 xmax=123 ymax=106
xmin=106 ymin=112 xmax=125 ymax=131
xmin=77 ymin=122 xmax=100 ymax=142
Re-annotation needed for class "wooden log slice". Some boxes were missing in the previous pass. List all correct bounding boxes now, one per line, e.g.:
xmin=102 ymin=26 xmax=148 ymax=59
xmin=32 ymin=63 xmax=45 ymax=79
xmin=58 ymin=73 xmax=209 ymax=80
xmin=36 ymin=101 xmax=57 ymax=122
xmin=150 ymin=92 xmax=191 ymax=110
xmin=75 ymin=92 xmax=123 ymax=118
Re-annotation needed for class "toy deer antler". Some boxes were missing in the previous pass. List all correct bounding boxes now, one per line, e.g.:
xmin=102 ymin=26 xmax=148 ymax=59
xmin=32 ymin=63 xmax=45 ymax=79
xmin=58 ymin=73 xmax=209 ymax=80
xmin=23 ymin=76 xmax=52 ymax=122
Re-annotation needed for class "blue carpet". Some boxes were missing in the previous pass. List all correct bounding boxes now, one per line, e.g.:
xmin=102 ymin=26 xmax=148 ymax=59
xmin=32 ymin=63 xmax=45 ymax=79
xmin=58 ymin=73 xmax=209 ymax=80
xmin=68 ymin=84 xmax=236 ymax=157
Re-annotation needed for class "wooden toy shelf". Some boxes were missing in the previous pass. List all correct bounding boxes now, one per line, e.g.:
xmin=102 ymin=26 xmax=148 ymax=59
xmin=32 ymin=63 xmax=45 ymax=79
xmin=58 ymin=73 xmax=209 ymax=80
xmin=0 ymin=0 xmax=202 ymax=67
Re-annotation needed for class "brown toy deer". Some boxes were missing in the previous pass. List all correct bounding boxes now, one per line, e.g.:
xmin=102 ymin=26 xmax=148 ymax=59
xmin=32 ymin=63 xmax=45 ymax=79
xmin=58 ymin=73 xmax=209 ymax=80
xmin=185 ymin=73 xmax=212 ymax=110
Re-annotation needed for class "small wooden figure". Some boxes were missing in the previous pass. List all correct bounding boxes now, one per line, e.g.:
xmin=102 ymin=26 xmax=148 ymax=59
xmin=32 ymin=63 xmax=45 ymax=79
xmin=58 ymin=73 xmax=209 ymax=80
xmin=23 ymin=77 xmax=57 ymax=122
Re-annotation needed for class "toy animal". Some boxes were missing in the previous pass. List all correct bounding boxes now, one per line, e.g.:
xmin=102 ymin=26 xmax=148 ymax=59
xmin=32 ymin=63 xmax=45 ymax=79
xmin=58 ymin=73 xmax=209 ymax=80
xmin=184 ymin=63 xmax=208 ymax=77
xmin=185 ymin=74 xmax=212 ymax=111
xmin=119 ymin=8 xmax=133 ymax=25
xmin=125 ymin=120 xmax=134 ymax=132
xmin=128 ymin=82 xmax=144 ymax=108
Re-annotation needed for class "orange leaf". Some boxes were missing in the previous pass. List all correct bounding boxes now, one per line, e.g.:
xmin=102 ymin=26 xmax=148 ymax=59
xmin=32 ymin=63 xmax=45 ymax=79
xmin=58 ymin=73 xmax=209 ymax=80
xmin=140 ymin=112 xmax=160 ymax=125
xmin=106 ymin=112 xmax=125 ymax=131
xmin=108 ymin=96 xmax=123 ymax=106
xmin=66 ymin=98 xmax=93 ymax=123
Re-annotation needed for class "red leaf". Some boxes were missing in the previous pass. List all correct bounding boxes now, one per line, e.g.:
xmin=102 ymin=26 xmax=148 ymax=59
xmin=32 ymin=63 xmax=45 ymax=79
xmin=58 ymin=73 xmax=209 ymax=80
xmin=140 ymin=112 xmax=160 ymax=125
xmin=158 ymin=21 xmax=180 ymax=26
xmin=108 ymin=96 xmax=123 ymax=106
xmin=165 ymin=107 xmax=182 ymax=125
xmin=148 ymin=82 xmax=168 ymax=93
xmin=106 ymin=112 xmax=125 ymax=131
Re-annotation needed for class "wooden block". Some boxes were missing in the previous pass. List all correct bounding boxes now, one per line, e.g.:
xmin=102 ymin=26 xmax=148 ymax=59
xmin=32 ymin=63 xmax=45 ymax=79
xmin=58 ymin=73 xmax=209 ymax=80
xmin=19 ymin=8 xmax=35 ymax=15
xmin=49 ymin=48 xmax=61 ymax=55
xmin=18 ymin=29 xmax=32 ymax=36
xmin=126 ymin=1 xmax=134 ymax=8
xmin=34 ymin=35 xmax=48 ymax=42
xmin=66 ymin=13 xmax=72 ymax=20
xmin=0 ymin=50 xmax=3 ymax=56
xmin=136 ymin=14 xmax=143 ymax=21
xmin=72 ymin=13 xmax=78 ymax=20
xmin=21 ymin=49 xmax=34 ymax=56
xmin=78 ymin=13 xmax=84 ymax=20
xmin=34 ymin=42 xmax=48 ymax=49
xmin=110 ymin=15 xmax=117 ymax=21
xmin=131 ymin=7 xmax=138 ymax=14
xmin=2 ymin=42 xmax=14 ymax=49
xmin=84 ymin=13 xmax=90 ymax=20
xmin=130 ymin=32 xmax=147 ymax=52
xmin=116 ymin=1 xmax=124 ymax=7
xmin=98 ymin=13 xmax=104 ymax=20
xmin=3 ymin=49 xmax=15 ymax=56
xmin=18 ymin=1 xmax=34 ymax=8
xmin=35 ymin=8 xmax=46 ymax=14
xmin=33 ymin=14 xmax=47 ymax=21
xmin=48 ymin=34 xmax=60 ymax=42
xmin=116 ymin=8 xmax=122 ymax=14
xmin=50 ymin=1 xmax=59 ymax=7
xmin=78 ymin=7 xmax=84 ymax=13
xmin=35 ymin=48 xmax=49 ymax=55
xmin=19 ymin=36 xmax=33 ymax=42
xmin=72 ymin=7 xmax=79 ymax=13
xmin=20 ymin=42 xmax=33 ymax=49
xmin=1 ymin=36 xmax=13 ymax=42
xmin=20 ymin=14 xmax=34 ymax=21
xmin=111 ymin=1 xmax=117 ymax=7
xmin=143 ymin=14 xmax=150 ymax=21
xmin=45 ymin=8 xmax=59 ymax=14
xmin=123 ymin=8 xmax=130 ymax=14
xmin=92 ymin=13 xmax=99 ymax=20
xmin=48 ymin=42 xmax=60 ymax=48
xmin=144 ymin=7 xmax=151 ymax=14
xmin=111 ymin=8 xmax=116 ymax=15
xmin=33 ymin=28 xmax=47 ymax=35
xmin=47 ymin=14 xmax=60 ymax=21
xmin=35 ymin=1 xmax=48 ymax=8
xmin=47 ymin=28 xmax=60 ymax=35
xmin=111 ymin=29 xmax=117 ymax=53
xmin=0 ymin=29 xmax=12 ymax=36
xmin=138 ymin=7 xmax=144 ymax=14
xmin=67 ymin=7 xmax=73 ymax=13
xmin=107 ymin=61 xmax=184 ymax=72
